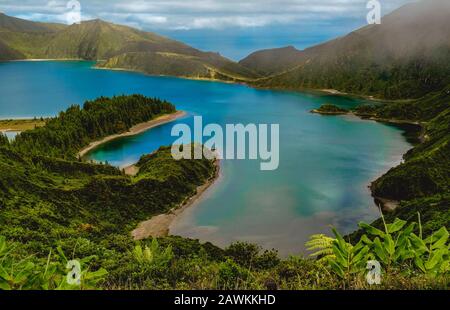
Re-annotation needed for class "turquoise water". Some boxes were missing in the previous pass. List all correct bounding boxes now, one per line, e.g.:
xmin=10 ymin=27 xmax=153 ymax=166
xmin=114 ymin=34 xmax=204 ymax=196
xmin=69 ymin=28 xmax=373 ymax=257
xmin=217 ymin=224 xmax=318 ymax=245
xmin=0 ymin=61 xmax=412 ymax=255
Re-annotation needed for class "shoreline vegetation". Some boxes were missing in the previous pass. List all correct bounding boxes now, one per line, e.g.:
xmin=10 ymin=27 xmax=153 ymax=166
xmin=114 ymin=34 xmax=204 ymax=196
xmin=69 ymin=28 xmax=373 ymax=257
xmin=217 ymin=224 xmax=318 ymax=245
xmin=311 ymin=93 xmax=449 ymax=240
xmin=132 ymin=157 xmax=221 ymax=239
xmin=311 ymin=104 xmax=423 ymax=127
xmin=78 ymin=110 xmax=186 ymax=159
xmin=76 ymin=108 xmax=218 ymax=235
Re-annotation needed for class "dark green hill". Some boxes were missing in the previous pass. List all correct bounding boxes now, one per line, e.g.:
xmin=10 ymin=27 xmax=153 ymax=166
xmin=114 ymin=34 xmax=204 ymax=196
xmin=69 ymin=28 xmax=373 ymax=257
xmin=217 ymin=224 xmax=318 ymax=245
xmin=247 ymin=0 xmax=450 ymax=100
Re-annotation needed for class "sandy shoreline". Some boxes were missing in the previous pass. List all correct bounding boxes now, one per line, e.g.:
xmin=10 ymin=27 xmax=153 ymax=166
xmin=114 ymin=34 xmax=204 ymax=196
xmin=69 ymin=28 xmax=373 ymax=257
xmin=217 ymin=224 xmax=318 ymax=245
xmin=78 ymin=110 xmax=186 ymax=158
xmin=9 ymin=59 xmax=84 ymax=62
xmin=132 ymin=158 xmax=221 ymax=240
xmin=94 ymin=65 xmax=243 ymax=84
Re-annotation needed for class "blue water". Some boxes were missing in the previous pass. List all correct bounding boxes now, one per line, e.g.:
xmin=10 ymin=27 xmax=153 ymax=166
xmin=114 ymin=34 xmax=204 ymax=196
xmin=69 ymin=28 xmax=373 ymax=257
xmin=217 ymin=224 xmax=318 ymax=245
xmin=0 ymin=61 xmax=412 ymax=255
xmin=3 ymin=131 xmax=19 ymax=141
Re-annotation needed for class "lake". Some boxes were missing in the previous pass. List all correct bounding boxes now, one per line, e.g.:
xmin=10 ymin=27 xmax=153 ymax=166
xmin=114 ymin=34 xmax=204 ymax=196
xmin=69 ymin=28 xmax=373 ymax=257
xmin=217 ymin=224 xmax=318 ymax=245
xmin=0 ymin=61 xmax=412 ymax=255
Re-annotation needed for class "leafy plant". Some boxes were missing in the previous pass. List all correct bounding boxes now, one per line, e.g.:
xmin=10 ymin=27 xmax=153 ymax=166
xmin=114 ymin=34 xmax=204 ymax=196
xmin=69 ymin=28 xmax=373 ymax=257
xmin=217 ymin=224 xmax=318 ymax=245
xmin=305 ymin=234 xmax=335 ymax=263
xmin=409 ymin=221 xmax=449 ymax=276
xmin=314 ymin=214 xmax=450 ymax=283
xmin=133 ymin=239 xmax=174 ymax=269
xmin=358 ymin=217 xmax=416 ymax=268
xmin=0 ymin=236 xmax=107 ymax=290
xmin=359 ymin=213 xmax=449 ymax=276
xmin=328 ymin=229 xmax=370 ymax=281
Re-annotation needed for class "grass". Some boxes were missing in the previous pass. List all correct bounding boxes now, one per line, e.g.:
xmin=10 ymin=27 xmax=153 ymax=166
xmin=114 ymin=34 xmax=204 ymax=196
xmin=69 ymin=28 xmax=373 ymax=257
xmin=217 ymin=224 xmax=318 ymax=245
xmin=0 ymin=118 xmax=47 ymax=131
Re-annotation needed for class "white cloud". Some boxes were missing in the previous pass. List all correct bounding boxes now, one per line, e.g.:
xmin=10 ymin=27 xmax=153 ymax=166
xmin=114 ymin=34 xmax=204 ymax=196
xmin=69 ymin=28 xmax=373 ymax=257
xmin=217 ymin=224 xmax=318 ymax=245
xmin=0 ymin=0 xmax=415 ymax=29
xmin=175 ymin=15 xmax=298 ymax=30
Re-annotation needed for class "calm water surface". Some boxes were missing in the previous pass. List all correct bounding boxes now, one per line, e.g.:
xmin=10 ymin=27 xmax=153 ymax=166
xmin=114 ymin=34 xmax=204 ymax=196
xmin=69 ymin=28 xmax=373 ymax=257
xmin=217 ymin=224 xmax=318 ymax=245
xmin=0 ymin=61 xmax=412 ymax=255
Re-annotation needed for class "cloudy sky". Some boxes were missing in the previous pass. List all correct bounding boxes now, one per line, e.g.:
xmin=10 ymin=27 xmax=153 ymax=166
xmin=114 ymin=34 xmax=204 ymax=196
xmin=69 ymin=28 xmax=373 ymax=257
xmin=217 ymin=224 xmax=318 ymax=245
xmin=0 ymin=0 xmax=416 ymax=59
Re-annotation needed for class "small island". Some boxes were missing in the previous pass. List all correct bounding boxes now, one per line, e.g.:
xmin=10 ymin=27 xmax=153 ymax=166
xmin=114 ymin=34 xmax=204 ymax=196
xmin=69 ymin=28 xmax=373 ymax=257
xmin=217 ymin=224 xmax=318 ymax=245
xmin=311 ymin=104 xmax=349 ymax=115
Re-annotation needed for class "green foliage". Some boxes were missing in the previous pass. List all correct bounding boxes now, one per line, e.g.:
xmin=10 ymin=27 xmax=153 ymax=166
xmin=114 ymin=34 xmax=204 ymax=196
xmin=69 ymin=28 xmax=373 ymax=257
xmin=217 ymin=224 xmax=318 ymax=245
xmin=320 ymin=216 xmax=450 ymax=283
xmin=133 ymin=239 xmax=174 ymax=269
xmin=305 ymin=234 xmax=335 ymax=263
xmin=0 ymin=133 xmax=8 ymax=146
xmin=0 ymin=95 xmax=222 ymax=291
xmin=217 ymin=259 xmax=252 ymax=289
xmin=0 ymin=145 xmax=215 ymax=245
xmin=12 ymin=95 xmax=175 ymax=159
xmin=328 ymin=229 xmax=370 ymax=281
xmin=370 ymin=92 xmax=449 ymax=204
xmin=351 ymin=87 xmax=450 ymax=233
xmin=0 ymin=236 xmax=107 ymax=290
xmin=224 ymin=242 xmax=280 ymax=270
xmin=355 ymin=86 xmax=450 ymax=122
xmin=314 ymin=104 xmax=348 ymax=114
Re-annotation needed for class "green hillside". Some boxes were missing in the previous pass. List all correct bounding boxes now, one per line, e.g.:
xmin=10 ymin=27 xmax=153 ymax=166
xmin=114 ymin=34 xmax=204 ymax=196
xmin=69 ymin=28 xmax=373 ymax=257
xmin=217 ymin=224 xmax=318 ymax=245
xmin=42 ymin=19 xmax=194 ymax=60
xmin=239 ymin=45 xmax=306 ymax=76
xmin=0 ymin=13 xmax=259 ymax=81
xmin=0 ymin=39 xmax=23 ymax=60
xmin=366 ymin=88 xmax=450 ymax=231
xmin=247 ymin=0 xmax=450 ymax=100
xmin=99 ymin=51 xmax=259 ymax=81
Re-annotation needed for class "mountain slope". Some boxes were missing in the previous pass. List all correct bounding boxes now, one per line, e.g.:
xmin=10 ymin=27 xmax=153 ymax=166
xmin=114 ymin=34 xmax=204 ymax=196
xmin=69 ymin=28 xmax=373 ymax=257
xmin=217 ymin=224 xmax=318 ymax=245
xmin=239 ymin=45 xmax=306 ymax=76
xmin=42 ymin=19 xmax=195 ymax=60
xmin=0 ymin=12 xmax=65 ymax=33
xmin=99 ymin=51 xmax=259 ymax=82
xmin=0 ymin=14 xmax=259 ymax=81
xmin=0 ymin=13 xmax=67 ymax=58
xmin=247 ymin=0 xmax=450 ymax=99
xmin=0 ymin=39 xmax=23 ymax=60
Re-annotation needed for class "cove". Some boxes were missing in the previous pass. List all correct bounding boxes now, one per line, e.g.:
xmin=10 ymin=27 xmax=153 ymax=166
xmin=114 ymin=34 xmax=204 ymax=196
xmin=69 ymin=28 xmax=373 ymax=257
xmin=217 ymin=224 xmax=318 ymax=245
xmin=0 ymin=61 xmax=413 ymax=255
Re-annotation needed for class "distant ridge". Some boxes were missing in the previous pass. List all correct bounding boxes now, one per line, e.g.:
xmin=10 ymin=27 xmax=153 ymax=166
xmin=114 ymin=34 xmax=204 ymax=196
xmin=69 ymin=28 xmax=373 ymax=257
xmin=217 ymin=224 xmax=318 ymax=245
xmin=2 ymin=0 xmax=449 ymax=94
xmin=0 ymin=13 xmax=260 ymax=82
xmin=242 ymin=0 xmax=450 ymax=100
xmin=239 ymin=46 xmax=305 ymax=76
